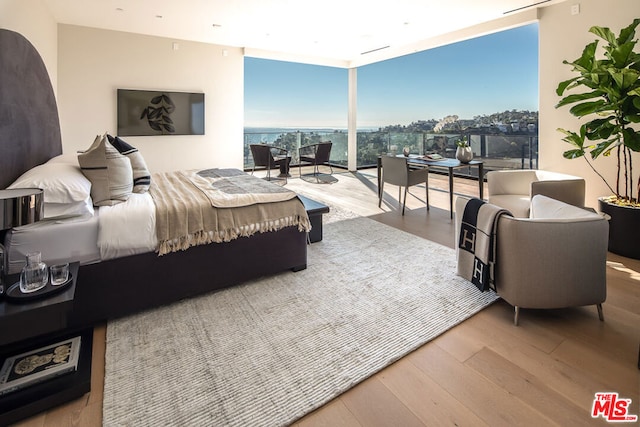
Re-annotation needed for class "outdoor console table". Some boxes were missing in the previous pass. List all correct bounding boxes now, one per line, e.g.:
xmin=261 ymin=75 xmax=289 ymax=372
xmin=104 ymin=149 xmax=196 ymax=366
xmin=377 ymin=155 xmax=484 ymax=219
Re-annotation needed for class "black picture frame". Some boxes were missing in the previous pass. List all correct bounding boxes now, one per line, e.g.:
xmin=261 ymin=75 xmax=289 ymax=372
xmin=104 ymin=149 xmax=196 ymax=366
xmin=117 ymin=89 xmax=205 ymax=136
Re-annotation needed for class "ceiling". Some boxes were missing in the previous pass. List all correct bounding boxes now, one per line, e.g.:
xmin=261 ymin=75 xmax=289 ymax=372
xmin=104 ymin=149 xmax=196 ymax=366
xmin=43 ymin=0 xmax=562 ymax=67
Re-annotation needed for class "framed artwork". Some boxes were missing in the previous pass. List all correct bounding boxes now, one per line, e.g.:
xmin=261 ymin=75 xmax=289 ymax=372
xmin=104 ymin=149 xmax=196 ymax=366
xmin=117 ymin=89 xmax=205 ymax=136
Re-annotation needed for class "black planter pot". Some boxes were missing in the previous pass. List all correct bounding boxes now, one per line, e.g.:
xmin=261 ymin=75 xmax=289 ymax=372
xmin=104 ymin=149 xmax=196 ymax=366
xmin=598 ymin=198 xmax=640 ymax=259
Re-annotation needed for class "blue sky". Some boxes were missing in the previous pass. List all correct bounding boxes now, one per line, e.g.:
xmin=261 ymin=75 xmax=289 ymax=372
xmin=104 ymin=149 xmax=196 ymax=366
xmin=244 ymin=23 xmax=538 ymax=129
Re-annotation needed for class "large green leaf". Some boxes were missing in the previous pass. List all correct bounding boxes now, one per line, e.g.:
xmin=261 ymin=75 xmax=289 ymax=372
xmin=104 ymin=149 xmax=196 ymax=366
xmin=585 ymin=117 xmax=617 ymax=140
xmin=556 ymin=77 xmax=580 ymax=96
xmin=590 ymin=25 xmax=617 ymax=45
xmin=609 ymin=68 xmax=640 ymax=91
xmin=611 ymin=41 xmax=636 ymax=68
xmin=569 ymin=100 xmax=607 ymax=116
xmin=622 ymin=128 xmax=640 ymax=151
xmin=573 ymin=41 xmax=598 ymax=71
xmin=556 ymin=91 xmax=603 ymax=108
xmin=563 ymin=149 xmax=585 ymax=159
xmin=591 ymin=137 xmax=619 ymax=158
xmin=617 ymin=18 xmax=640 ymax=45
xmin=557 ymin=126 xmax=586 ymax=148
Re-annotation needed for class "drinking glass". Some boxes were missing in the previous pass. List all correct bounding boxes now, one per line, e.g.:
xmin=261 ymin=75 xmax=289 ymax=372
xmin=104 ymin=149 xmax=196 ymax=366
xmin=50 ymin=263 xmax=70 ymax=286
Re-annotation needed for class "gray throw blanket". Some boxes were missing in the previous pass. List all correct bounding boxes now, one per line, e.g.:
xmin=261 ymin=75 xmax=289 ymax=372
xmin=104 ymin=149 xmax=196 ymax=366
xmin=457 ymin=197 xmax=511 ymax=291
xmin=187 ymin=168 xmax=297 ymax=208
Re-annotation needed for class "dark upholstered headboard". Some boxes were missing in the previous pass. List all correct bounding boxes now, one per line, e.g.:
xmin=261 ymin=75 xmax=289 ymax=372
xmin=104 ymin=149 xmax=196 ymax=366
xmin=0 ymin=29 xmax=62 ymax=188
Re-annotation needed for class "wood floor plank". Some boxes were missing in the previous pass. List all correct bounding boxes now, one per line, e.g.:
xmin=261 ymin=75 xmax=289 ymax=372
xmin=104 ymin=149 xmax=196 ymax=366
xmin=408 ymin=343 xmax=559 ymax=426
xmin=465 ymin=347 xmax=601 ymax=426
xmin=377 ymin=357 xmax=490 ymax=426
xmin=431 ymin=322 xmax=488 ymax=363
xmin=460 ymin=307 xmax=635 ymax=413
xmin=295 ymin=397 xmax=362 ymax=427
xmin=87 ymin=324 xmax=105 ymax=406
xmin=37 ymin=393 xmax=89 ymax=427
xmin=339 ymin=377 xmax=425 ymax=427
xmin=551 ymin=339 xmax=640 ymax=400
xmin=471 ymin=303 xmax=567 ymax=354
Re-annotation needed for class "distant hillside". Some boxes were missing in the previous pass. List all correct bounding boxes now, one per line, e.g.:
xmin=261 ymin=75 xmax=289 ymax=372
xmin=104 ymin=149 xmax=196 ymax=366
xmin=379 ymin=110 xmax=538 ymax=134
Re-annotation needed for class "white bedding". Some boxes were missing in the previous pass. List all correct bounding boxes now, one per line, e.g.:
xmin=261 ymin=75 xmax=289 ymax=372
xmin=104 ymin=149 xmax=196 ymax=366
xmin=97 ymin=192 xmax=157 ymax=260
xmin=6 ymin=215 xmax=101 ymax=275
xmin=5 ymin=193 xmax=158 ymax=274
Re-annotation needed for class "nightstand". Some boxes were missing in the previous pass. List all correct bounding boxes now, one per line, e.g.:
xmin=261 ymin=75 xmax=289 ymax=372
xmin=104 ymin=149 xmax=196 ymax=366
xmin=0 ymin=262 xmax=93 ymax=426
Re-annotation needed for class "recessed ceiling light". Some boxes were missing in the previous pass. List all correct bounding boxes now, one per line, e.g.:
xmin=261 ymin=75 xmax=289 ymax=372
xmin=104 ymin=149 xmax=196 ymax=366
xmin=212 ymin=23 xmax=222 ymax=28
xmin=116 ymin=8 xmax=124 ymax=12
xmin=156 ymin=14 xmax=163 ymax=19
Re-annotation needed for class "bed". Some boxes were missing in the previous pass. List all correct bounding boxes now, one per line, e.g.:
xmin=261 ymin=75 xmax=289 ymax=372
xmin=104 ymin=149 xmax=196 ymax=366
xmin=0 ymin=28 xmax=309 ymax=328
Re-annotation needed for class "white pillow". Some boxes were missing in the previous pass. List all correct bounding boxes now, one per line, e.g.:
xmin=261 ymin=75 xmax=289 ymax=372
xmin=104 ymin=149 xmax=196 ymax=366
xmin=78 ymin=133 xmax=133 ymax=206
xmin=7 ymin=162 xmax=94 ymax=219
xmin=530 ymin=195 xmax=600 ymax=219
xmin=107 ymin=134 xmax=151 ymax=193
xmin=43 ymin=201 xmax=94 ymax=219
xmin=46 ymin=153 xmax=80 ymax=165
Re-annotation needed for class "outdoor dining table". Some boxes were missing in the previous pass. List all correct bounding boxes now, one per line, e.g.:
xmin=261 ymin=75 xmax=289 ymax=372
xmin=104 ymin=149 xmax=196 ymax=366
xmin=377 ymin=155 xmax=484 ymax=219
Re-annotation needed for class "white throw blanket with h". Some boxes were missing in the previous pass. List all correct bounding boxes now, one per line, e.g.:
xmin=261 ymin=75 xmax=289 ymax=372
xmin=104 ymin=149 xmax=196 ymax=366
xmin=457 ymin=198 xmax=511 ymax=292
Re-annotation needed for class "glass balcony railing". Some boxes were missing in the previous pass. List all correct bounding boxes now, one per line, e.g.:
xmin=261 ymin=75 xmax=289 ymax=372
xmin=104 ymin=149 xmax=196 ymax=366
xmin=244 ymin=130 xmax=538 ymax=178
xmin=244 ymin=130 xmax=348 ymax=169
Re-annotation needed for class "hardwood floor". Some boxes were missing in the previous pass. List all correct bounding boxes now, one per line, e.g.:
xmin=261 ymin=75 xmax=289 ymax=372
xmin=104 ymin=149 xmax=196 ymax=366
xmin=12 ymin=169 xmax=640 ymax=426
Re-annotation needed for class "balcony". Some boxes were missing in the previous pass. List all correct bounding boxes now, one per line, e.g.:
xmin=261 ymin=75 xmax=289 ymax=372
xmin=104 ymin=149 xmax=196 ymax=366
xmin=244 ymin=130 xmax=538 ymax=178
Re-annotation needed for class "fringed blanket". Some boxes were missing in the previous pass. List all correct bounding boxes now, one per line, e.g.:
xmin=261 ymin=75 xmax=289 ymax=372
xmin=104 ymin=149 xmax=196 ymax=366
xmin=457 ymin=197 xmax=511 ymax=291
xmin=149 ymin=169 xmax=311 ymax=255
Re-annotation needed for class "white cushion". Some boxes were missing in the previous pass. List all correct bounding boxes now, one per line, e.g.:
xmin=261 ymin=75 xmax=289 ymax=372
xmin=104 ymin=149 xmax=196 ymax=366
xmin=488 ymin=194 xmax=531 ymax=218
xmin=7 ymin=161 xmax=94 ymax=219
xmin=78 ymin=133 xmax=133 ymax=206
xmin=107 ymin=135 xmax=151 ymax=193
xmin=530 ymin=195 xmax=601 ymax=219
xmin=46 ymin=153 xmax=80 ymax=164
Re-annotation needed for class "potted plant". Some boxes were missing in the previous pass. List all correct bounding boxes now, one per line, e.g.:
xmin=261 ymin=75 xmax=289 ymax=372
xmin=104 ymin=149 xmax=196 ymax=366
xmin=556 ymin=18 xmax=640 ymax=259
xmin=455 ymin=135 xmax=473 ymax=163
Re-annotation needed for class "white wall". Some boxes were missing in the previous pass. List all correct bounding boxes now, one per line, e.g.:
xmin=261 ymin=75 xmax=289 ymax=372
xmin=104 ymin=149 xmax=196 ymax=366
xmin=0 ymin=0 xmax=58 ymax=93
xmin=538 ymin=0 xmax=639 ymax=207
xmin=57 ymin=25 xmax=244 ymax=172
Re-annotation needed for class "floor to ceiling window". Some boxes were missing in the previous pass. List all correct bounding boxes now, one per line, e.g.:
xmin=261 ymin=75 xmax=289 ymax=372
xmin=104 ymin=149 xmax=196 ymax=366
xmin=357 ymin=23 xmax=539 ymax=170
xmin=244 ymin=23 xmax=538 ymax=172
xmin=244 ymin=58 xmax=348 ymax=168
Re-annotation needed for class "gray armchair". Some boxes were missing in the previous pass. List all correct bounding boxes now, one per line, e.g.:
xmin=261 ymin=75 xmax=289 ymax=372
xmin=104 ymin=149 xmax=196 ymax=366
xmin=455 ymin=194 xmax=608 ymax=325
xmin=378 ymin=155 xmax=429 ymax=215
xmin=487 ymin=169 xmax=585 ymax=217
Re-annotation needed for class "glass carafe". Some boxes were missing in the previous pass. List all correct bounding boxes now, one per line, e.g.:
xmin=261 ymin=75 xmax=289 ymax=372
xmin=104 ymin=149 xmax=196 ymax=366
xmin=19 ymin=252 xmax=48 ymax=293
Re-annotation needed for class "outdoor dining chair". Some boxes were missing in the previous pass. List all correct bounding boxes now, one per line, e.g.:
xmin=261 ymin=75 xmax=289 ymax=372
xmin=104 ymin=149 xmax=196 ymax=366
xmin=378 ymin=155 xmax=429 ymax=215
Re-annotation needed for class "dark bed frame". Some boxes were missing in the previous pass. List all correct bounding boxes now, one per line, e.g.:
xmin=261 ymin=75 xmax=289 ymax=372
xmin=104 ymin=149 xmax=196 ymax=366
xmin=0 ymin=29 xmax=307 ymax=328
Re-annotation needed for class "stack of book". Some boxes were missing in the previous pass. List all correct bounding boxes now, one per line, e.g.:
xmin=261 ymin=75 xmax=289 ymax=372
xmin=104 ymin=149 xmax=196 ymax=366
xmin=0 ymin=336 xmax=81 ymax=396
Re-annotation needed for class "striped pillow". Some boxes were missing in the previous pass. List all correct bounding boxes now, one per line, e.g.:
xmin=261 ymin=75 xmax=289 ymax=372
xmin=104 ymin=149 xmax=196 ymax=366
xmin=78 ymin=133 xmax=133 ymax=206
xmin=107 ymin=134 xmax=151 ymax=193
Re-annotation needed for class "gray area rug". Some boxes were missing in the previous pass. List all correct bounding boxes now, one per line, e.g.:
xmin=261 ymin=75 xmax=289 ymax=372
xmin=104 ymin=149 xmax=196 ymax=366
xmin=103 ymin=217 xmax=498 ymax=426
